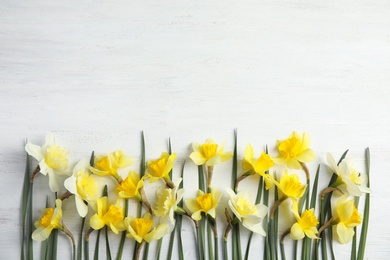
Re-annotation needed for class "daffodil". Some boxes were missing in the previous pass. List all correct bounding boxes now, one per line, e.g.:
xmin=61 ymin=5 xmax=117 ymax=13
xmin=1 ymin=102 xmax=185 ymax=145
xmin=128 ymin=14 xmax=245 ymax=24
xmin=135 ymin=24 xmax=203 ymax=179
xmin=153 ymin=178 xmax=185 ymax=232
xmin=25 ymin=133 xmax=70 ymax=192
xmin=242 ymin=144 xmax=274 ymax=189
xmin=64 ymin=160 xmax=99 ymax=217
xmin=226 ymin=188 xmax=268 ymax=236
xmin=144 ymin=152 xmax=176 ymax=183
xmin=332 ymin=195 xmax=362 ymax=244
xmin=190 ymin=138 xmax=233 ymax=166
xmin=274 ymin=170 xmax=306 ymax=200
xmin=273 ymin=131 xmax=315 ymax=169
xmin=185 ymin=188 xmax=222 ymax=221
xmin=90 ymin=150 xmax=134 ymax=181
xmin=124 ymin=213 xmax=168 ymax=243
xmin=116 ymin=171 xmax=144 ymax=200
xmin=327 ymin=153 xmax=371 ymax=197
xmin=90 ymin=197 xmax=126 ymax=234
xmin=290 ymin=202 xmax=319 ymax=240
xmin=32 ymin=199 xmax=63 ymax=241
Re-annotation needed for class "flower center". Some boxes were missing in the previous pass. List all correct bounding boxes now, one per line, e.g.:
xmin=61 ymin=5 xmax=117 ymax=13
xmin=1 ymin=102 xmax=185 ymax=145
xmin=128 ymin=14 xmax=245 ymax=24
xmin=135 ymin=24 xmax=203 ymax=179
xmin=149 ymin=157 xmax=167 ymax=177
xmin=277 ymin=137 xmax=301 ymax=160
xmin=154 ymin=189 xmax=175 ymax=217
xmin=201 ymin=143 xmax=218 ymax=159
xmin=196 ymin=193 xmax=213 ymax=212
xmin=76 ymin=170 xmax=98 ymax=200
xmin=132 ymin=218 xmax=154 ymax=238
xmin=344 ymin=207 xmax=362 ymax=227
xmin=349 ymin=169 xmax=362 ymax=185
xmin=117 ymin=176 xmax=137 ymax=196
xmin=280 ymin=174 xmax=305 ymax=199
xmin=235 ymin=197 xmax=258 ymax=216
xmin=39 ymin=208 xmax=54 ymax=227
xmin=299 ymin=209 xmax=319 ymax=229
xmin=103 ymin=205 xmax=124 ymax=225
xmin=95 ymin=156 xmax=111 ymax=172
xmin=45 ymin=146 xmax=69 ymax=170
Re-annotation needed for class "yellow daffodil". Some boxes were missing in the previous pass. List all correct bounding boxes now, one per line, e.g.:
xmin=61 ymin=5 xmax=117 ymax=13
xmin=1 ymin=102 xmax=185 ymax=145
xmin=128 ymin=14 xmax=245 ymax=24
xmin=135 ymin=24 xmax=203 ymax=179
xmin=185 ymin=188 xmax=222 ymax=221
xmin=145 ymin=152 xmax=176 ymax=183
xmin=25 ymin=133 xmax=70 ymax=192
xmin=90 ymin=150 xmax=134 ymax=181
xmin=32 ymin=199 xmax=63 ymax=241
xmin=124 ymin=213 xmax=168 ymax=243
xmin=273 ymin=131 xmax=315 ymax=169
xmin=190 ymin=138 xmax=233 ymax=166
xmin=327 ymin=153 xmax=371 ymax=197
xmin=274 ymin=170 xmax=306 ymax=200
xmin=64 ymin=160 xmax=99 ymax=217
xmin=153 ymin=178 xmax=185 ymax=232
xmin=90 ymin=197 xmax=126 ymax=234
xmin=290 ymin=202 xmax=319 ymax=240
xmin=242 ymin=144 xmax=274 ymax=189
xmin=116 ymin=171 xmax=144 ymax=200
xmin=226 ymin=188 xmax=268 ymax=236
xmin=332 ymin=195 xmax=362 ymax=244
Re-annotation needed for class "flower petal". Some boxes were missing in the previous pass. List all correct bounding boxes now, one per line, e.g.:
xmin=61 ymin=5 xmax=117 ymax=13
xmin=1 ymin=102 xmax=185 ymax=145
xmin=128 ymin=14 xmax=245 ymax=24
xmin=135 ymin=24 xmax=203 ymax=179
xmin=75 ymin=196 xmax=88 ymax=217
xmin=290 ymin=223 xmax=305 ymax=240
xmin=25 ymin=142 xmax=44 ymax=161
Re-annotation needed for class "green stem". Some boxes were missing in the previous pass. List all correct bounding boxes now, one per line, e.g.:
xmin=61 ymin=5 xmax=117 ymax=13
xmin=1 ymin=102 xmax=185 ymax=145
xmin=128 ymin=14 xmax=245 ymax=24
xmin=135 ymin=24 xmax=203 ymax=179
xmin=223 ymin=238 xmax=228 ymax=260
xmin=77 ymin=217 xmax=85 ymax=260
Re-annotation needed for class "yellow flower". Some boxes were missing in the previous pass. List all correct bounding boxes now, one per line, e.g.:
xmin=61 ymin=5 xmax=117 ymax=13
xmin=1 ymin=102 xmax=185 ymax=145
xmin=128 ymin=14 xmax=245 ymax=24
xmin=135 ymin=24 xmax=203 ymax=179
xmin=25 ymin=133 xmax=70 ymax=192
xmin=153 ymin=178 xmax=184 ymax=232
xmin=90 ymin=197 xmax=126 ymax=234
xmin=290 ymin=203 xmax=319 ymax=240
xmin=190 ymin=138 xmax=233 ymax=166
xmin=242 ymin=144 xmax=274 ymax=189
xmin=332 ymin=195 xmax=362 ymax=244
xmin=327 ymin=153 xmax=371 ymax=197
xmin=117 ymin=171 xmax=144 ymax=200
xmin=273 ymin=132 xmax=315 ymax=169
xmin=185 ymin=188 xmax=222 ymax=221
xmin=32 ymin=199 xmax=63 ymax=241
xmin=64 ymin=160 xmax=99 ymax=217
xmin=145 ymin=152 xmax=176 ymax=183
xmin=124 ymin=213 xmax=168 ymax=243
xmin=273 ymin=170 xmax=306 ymax=201
xmin=90 ymin=150 xmax=134 ymax=181
xmin=226 ymin=188 xmax=268 ymax=236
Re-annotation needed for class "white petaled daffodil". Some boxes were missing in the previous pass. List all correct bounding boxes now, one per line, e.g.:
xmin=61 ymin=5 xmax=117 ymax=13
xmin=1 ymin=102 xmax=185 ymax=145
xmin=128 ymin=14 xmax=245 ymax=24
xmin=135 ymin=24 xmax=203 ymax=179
xmin=25 ymin=133 xmax=70 ymax=192
xmin=327 ymin=153 xmax=371 ymax=197
xmin=124 ymin=213 xmax=168 ymax=243
xmin=185 ymin=188 xmax=222 ymax=221
xmin=64 ymin=160 xmax=99 ymax=217
xmin=32 ymin=199 xmax=63 ymax=241
xmin=226 ymin=188 xmax=268 ymax=236
xmin=153 ymin=178 xmax=185 ymax=232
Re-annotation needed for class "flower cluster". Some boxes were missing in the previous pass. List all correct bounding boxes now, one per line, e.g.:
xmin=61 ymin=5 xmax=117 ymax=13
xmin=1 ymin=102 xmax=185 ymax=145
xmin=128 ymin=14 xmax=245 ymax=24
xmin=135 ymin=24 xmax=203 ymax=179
xmin=21 ymin=132 xmax=371 ymax=260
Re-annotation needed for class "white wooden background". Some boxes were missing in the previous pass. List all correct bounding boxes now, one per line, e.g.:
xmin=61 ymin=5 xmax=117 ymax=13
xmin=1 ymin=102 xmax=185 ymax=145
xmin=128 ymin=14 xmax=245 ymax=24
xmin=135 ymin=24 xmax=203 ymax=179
xmin=1 ymin=0 xmax=389 ymax=259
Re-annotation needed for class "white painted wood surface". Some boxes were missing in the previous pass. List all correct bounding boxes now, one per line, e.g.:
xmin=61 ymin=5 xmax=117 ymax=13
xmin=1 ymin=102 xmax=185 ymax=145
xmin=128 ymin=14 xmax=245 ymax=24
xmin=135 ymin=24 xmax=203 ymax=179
xmin=1 ymin=0 xmax=389 ymax=258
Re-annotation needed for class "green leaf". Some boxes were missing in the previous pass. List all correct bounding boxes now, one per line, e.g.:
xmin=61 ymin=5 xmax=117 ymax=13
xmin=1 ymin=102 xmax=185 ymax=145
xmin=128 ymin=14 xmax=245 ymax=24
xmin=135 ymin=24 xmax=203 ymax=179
xmin=93 ymin=229 xmax=101 ymax=260
xmin=21 ymin=150 xmax=31 ymax=260
xmin=77 ymin=217 xmax=86 ymax=260
xmin=116 ymin=199 xmax=128 ymax=260
xmin=142 ymin=242 xmax=150 ymax=260
xmin=105 ymin=226 xmax=112 ymax=260
xmin=177 ymin=162 xmax=185 ymax=260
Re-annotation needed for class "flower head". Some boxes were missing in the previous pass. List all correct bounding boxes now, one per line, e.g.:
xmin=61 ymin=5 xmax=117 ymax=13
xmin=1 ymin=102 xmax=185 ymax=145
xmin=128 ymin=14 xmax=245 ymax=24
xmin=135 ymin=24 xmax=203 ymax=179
xmin=90 ymin=197 xmax=126 ymax=234
xmin=332 ymin=195 xmax=362 ymax=244
xmin=190 ymin=138 xmax=233 ymax=166
xmin=290 ymin=203 xmax=319 ymax=240
xmin=145 ymin=152 xmax=176 ymax=183
xmin=64 ymin=160 xmax=99 ymax=217
xmin=226 ymin=188 xmax=268 ymax=236
xmin=25 ymin=133 xmax=70 ymax=192
xmin=32 ymin=199 xmax=63 ymax=241
xmin=117 ymin=171 xmax=144 ymax=200
xmin=124 ymin=213 xmax=168 ymax=243
xmin=273 ymin=170 xmax=307 ymax=201
xmin=327 ymin=153 xmax=371 ymax=196
xmin=273 ymin=132 xmax=315 ymax=169
xmin=90 ymin=150 xmax=134 ymax=181
xmin=185 ymin=188 xmax=222 ymax=221
xmin=153 ymin=178 xmax=184 ymax=232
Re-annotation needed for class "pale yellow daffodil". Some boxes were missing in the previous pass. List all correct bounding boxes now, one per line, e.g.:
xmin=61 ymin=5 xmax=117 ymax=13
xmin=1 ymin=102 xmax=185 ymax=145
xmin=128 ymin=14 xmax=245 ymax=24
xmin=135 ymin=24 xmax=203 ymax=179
xmin=327 ymin=153 xmax=371 ymax=197
xmin=64 ymin=160 xmax=99 ymax=217
xmin=273 ymin=131 xmax=315 ymax=169
xmin=145 ymin=152 xmax=176 ymax=183
xmin=25 ymin=133 xmax=70 ymax=192
xmin=332 ymin=195 xmax=362 ymax=244
xmin=226 ymin=188 xmax=268 ymax=236
xmin=190 ymin=138 xmax=233 ymax=166
xmin=185 ymin=188 xmax=222 ymax=221
xmin=153 ymin=178 xmax=185 ymax=232
xmin=117 ymin=171 xmax=144 ymax=200
xmin=90 ymin=150 xmax=134 ymax=181
xmin=242 ymin=144 xmax=274 ymax=189
xmin=290 ymin=202 xmax=319 ymax=240
xmin=124 ymin=213 xmax=168 ymax=243
xmin=32 ymin=199 xmax=63 ymax=241
xmin=90 ymin=197 xmax=126 ymax=234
